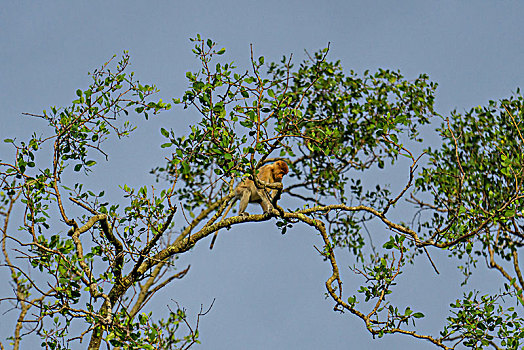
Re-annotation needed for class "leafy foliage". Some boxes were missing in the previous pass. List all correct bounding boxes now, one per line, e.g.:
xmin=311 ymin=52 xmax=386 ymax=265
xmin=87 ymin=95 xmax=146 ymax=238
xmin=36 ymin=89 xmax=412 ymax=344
xmin=1 ymin=37 xmax=523 ymax=350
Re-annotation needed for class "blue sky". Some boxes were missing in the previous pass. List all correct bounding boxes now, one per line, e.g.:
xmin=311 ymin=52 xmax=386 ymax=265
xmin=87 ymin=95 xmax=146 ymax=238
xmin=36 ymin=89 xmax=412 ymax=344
xmin=1 ymin=1 xmax=523 ymax=349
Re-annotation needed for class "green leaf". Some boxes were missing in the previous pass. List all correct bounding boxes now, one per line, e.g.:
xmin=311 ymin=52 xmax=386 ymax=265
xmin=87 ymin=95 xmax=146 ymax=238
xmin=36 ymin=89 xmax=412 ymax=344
xmin=217 ymin=48 xmax=226 ymax=55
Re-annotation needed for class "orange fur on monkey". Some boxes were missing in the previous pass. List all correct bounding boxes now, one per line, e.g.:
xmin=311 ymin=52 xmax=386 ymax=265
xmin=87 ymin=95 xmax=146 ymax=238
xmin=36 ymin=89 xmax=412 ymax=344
xmin=209 ymin=160 xmax=289 ymax=249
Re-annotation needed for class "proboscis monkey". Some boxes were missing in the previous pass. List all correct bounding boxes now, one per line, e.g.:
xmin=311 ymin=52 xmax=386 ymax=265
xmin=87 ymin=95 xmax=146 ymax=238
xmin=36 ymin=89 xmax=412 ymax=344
xmin=209 ymin=160 xmax=289 ymax=249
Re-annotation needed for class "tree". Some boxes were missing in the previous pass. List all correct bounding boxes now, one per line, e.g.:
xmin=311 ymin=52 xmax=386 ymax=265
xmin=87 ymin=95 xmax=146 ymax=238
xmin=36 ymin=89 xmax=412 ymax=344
xmin=0 ymin=36 xmax=522 ymax=349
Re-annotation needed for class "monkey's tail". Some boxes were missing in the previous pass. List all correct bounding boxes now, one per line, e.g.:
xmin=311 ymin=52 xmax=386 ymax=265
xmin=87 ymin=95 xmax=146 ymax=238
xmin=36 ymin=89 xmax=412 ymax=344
xmin=209 ymin=198 xmax=236 ymax=250
xmin=209 ymin=232 xmax=219 ymax=250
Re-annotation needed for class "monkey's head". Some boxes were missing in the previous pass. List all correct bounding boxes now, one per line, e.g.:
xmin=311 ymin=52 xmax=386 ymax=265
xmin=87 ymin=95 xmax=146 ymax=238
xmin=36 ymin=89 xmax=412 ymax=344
xmin=273 ymin=160 xmax=289 ymax=181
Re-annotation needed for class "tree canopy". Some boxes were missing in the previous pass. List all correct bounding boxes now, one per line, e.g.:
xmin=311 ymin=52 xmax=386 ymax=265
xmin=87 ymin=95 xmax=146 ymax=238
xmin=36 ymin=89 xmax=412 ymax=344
xmin=1 ymin=36 xmax=523 ymax=349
